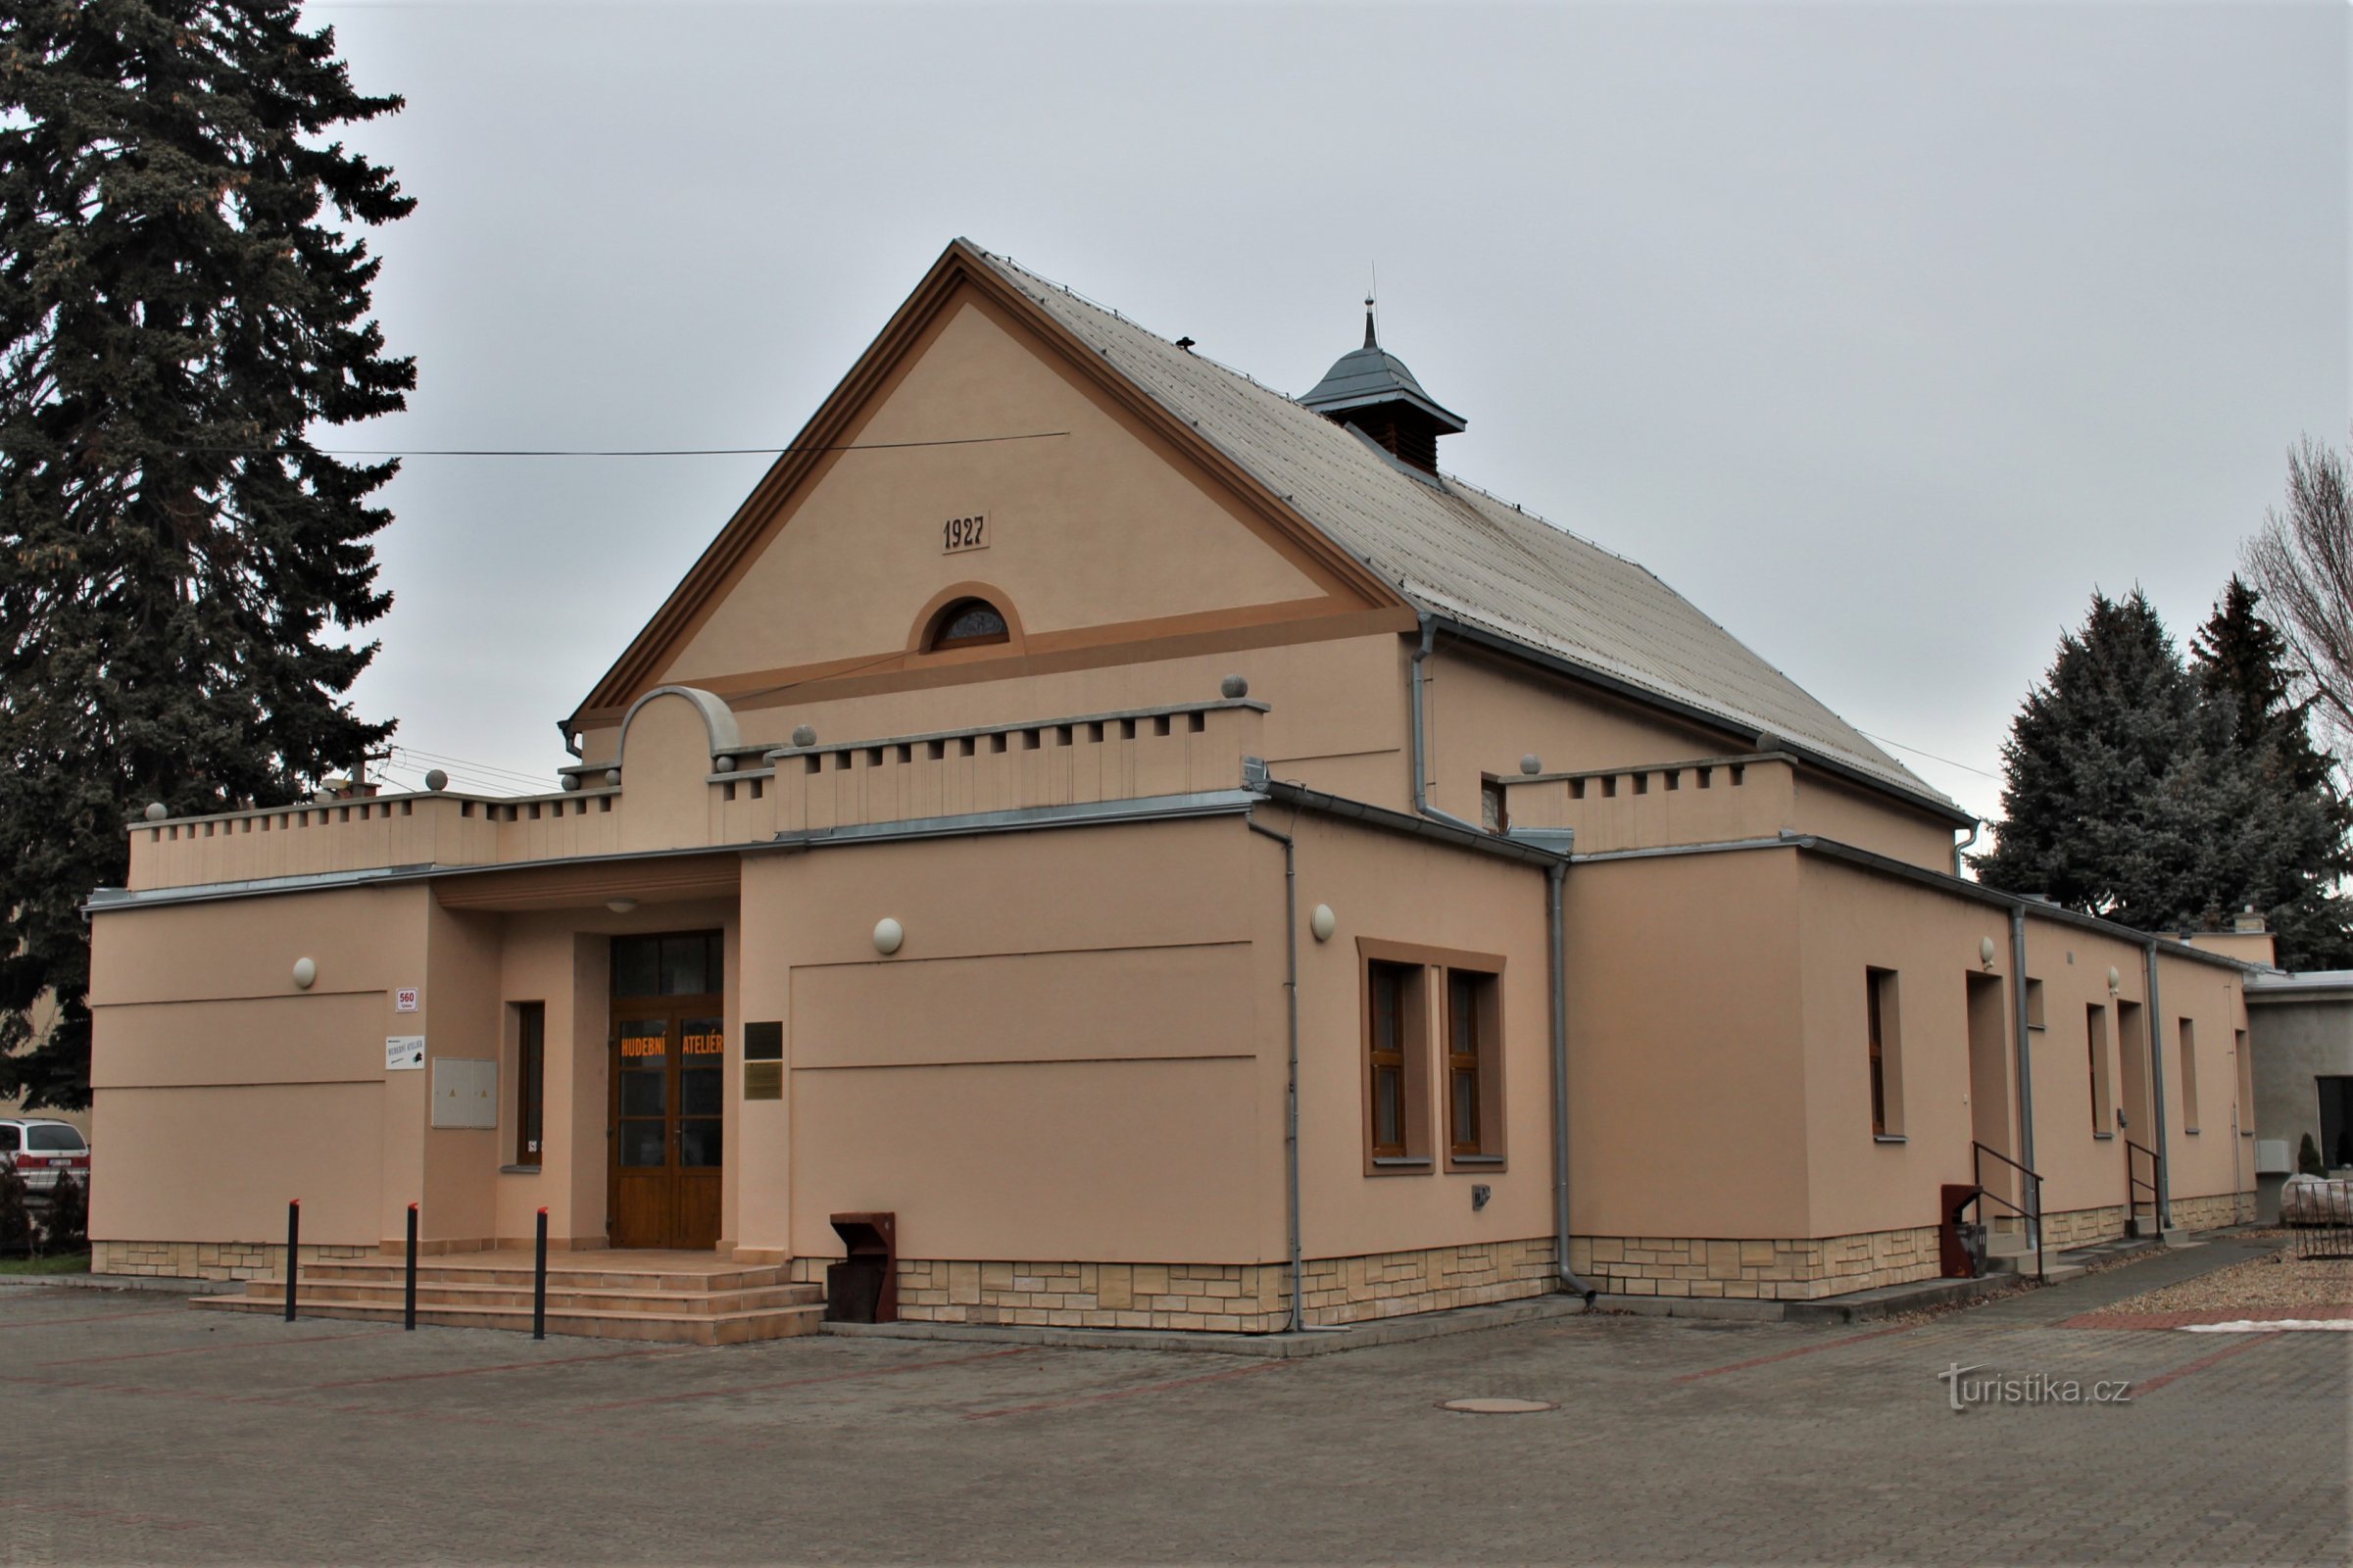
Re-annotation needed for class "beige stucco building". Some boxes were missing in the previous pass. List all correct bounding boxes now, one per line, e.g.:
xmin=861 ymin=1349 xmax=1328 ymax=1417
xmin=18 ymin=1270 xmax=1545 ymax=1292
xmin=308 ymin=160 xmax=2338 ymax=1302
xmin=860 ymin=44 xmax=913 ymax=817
xmin=83 ymin=241 xmax=2256 ymax=1330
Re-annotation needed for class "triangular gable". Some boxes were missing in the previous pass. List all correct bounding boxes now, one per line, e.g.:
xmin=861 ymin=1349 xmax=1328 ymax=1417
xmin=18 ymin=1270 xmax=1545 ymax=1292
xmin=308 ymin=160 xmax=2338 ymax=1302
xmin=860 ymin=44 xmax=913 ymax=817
xmin=570 ymin=240 xmax=1411 ymax=729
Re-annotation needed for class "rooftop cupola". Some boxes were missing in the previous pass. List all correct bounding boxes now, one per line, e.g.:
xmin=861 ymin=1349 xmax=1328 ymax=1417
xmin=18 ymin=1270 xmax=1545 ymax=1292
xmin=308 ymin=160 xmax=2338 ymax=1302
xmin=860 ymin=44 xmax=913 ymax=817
xmin=1299 ymin=299 xmax=1466 ymax=475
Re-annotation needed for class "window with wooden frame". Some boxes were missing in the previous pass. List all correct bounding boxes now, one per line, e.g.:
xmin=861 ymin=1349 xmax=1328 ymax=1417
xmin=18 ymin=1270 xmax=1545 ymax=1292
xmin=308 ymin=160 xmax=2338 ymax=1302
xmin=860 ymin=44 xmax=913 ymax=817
xmin=1445 ymin=967 xmax=1505 ymax=1167
xmin=2086 ymin=1004 xmax=2114 ymax=1135
xmin=1866 ymin=967 xmax=1904 ymax=1138
xmin=514 ymin=1002 xmax=546 ymax=1167
xmin=2177 ymin=1018 xmax=2201 ymax=1134
xmin=1364 ymin=959 xmax=1426 ymax=1167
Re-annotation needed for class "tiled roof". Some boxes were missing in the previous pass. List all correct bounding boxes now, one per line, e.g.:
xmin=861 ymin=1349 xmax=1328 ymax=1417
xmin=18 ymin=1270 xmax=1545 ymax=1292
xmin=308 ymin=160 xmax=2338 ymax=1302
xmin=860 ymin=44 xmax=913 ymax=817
xmin=970 ymin=244 xmax=1957 ymax=815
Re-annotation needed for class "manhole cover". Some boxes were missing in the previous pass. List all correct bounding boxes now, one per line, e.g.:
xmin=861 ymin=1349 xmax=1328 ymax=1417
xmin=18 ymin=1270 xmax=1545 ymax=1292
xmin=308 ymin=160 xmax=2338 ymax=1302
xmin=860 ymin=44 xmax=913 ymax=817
xmin=1438 ymin=1396 xmax=1556 ymax=1414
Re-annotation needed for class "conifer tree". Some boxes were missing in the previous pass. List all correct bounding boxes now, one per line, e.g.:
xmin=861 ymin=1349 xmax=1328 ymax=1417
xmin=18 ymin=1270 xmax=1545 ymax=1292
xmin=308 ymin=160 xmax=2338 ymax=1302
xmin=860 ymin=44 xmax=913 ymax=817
xmin=1975 ymin=588 xmax=2349 ymax=959
xmin=0 ymin=3 xmax=412 ymax=1107
xmin=2188 ymin=577 xmax=2353 ymax=969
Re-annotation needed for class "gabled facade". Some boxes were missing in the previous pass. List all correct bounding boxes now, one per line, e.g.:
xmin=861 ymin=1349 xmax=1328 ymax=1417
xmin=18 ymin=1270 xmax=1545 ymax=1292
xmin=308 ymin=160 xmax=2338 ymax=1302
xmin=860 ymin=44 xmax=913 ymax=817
xmin=85 ymin=242 xmax=2254 ymax=1326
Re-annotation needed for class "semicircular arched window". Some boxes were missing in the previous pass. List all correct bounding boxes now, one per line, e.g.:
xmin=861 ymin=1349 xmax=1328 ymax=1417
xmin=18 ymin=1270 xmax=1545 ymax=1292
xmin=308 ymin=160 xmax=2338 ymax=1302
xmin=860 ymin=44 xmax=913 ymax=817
xmin=925 ymin=597 xmax=1009 ymax=652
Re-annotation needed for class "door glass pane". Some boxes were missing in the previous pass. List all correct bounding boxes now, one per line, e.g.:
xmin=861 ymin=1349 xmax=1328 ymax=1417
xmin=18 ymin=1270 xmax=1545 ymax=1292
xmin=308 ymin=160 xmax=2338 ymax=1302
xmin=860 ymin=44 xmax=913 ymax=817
xmin=620 ymin=1071 xmax=666 ymax=1118
xmin=681 ymin=1068 xmax=722 ymax=1117
xmin=620 ymin=1121 xmax=667 ymax=1168
xmin=679 ymin=1119 xmax=723 ymax=1168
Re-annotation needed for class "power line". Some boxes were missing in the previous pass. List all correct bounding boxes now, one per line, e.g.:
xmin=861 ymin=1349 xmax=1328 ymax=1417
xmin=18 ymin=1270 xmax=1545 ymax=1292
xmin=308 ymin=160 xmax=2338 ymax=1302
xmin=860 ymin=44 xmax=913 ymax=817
xmin=1857 ymin=730 xmax=2000 ymax=782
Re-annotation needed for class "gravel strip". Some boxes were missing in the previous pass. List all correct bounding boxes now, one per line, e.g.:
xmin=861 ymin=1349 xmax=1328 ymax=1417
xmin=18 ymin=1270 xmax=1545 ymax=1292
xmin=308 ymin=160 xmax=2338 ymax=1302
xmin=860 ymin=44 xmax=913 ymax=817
xmin=2104 ymin=1245 xmax=2353 ymax=1316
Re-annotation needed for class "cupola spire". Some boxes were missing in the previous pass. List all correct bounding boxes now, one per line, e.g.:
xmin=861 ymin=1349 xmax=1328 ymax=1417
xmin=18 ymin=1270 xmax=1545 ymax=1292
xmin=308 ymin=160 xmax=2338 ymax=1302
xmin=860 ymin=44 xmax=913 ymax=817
xmin=1301 ymin=293 xmax=1465 ymax=475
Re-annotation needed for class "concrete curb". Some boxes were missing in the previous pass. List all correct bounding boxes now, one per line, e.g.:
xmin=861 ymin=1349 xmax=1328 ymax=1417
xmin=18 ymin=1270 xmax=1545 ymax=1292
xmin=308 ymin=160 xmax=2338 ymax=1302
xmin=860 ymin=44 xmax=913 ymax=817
xmin=823 ymin=1293 xmax=1594 ymax=1357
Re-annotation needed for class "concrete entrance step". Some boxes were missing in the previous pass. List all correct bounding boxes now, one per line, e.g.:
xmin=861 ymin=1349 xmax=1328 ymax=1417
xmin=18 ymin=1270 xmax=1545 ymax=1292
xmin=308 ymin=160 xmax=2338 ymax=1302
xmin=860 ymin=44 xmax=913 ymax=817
xmin=193 ymin=1292 xmax=822 ymax=1346
xmin=223 ymin=1276 xmax=821 ymax=1317
xmin=190 ymin=1248 xmax=828 ymax=1345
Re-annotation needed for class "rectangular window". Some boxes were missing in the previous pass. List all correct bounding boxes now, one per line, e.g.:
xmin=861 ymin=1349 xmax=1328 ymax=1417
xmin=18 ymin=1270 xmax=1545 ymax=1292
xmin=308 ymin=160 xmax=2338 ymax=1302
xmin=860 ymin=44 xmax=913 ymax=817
xmin=1480 ymin=779 xmax=1508 ymax=835
xmin=1365 ymin=960 xmax=1426 ymax=1165
xmin=2024 ymin=978 xmax=2045 ymax=1030
xmin=2177 ymin=1018 xmax=2199 ymax=1134
xmin=2236 ymin=1029 xmax=2254 ymax=1139
xmin=515 ymin=1002 xmax=546 ymax=1166
xmin=1445 ymin=968 xmax=1505 ymax=1166
xmin=1867 ymin=967 xmax=1904 ymax=1137
xmin=2086 ymin=1004 xmax=2114 ymax=1135
xmin=2320 ymin=1077 xmax=2353 ymax=1169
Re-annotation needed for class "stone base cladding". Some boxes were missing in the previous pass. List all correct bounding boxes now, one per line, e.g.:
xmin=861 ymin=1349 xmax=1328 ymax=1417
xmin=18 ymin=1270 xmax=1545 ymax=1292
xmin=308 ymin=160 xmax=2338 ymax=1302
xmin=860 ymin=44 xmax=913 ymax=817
xmin=789 ymin=1239 xmax=1559 ymax=1332
xmin=2039 ymin=1204 xmax=2128 ymax=1250
xmin=2167 ymin=1191 xmax=2256 ymax=1231
xmin=1568 ymin=1226 xmax=1941 ymax=1300
xmin=93 ymin=1239 xmax=374 ymax=1283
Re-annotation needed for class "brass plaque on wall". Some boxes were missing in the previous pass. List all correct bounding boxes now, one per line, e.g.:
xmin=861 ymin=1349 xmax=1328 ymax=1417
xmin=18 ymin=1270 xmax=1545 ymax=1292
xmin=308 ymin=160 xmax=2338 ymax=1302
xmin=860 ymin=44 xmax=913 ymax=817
xmin=743 ymin=1061 xmax=783 ymax=1101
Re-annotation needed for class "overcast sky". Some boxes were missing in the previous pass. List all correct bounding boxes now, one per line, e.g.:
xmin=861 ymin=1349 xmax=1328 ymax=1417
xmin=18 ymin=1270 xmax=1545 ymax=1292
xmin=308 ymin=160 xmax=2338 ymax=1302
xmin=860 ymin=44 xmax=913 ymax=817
xmin=315 ymin=0 xmax=2349 ymax=825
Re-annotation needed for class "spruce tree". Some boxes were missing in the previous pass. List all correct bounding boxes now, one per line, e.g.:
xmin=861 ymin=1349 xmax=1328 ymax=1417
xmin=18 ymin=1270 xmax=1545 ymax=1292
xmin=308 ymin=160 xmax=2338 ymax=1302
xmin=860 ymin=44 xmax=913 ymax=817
xmin=0 ymin=3 xmax=412 ymax=1108
xmin=1974 ymin=591 xmax=2216 ymax=926
xmin=2188 ymin=577 xmax=2353 ymax=969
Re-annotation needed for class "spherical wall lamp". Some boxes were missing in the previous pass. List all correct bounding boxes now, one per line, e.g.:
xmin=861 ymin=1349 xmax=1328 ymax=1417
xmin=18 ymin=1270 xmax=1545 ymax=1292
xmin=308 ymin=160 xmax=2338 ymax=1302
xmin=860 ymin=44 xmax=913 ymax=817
xmin=2107 ymin=965 xmax=2122 ymax=993
xmin=872 ymin=917 xmax=905 ymax=956
xmin=291 ymin=956 xmax=317 ymax=991
xmin=1980 ymin=937 xmax=1997 ymax=970
xmin=1310 ymin=905 xmax=1337 ymax=943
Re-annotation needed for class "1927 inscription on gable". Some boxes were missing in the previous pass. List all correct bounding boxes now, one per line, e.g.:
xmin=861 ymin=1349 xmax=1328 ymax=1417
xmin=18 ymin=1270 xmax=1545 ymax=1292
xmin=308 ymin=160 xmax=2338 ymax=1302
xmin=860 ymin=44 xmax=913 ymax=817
xmin=941 ymin=513 xmax=988 ymax=554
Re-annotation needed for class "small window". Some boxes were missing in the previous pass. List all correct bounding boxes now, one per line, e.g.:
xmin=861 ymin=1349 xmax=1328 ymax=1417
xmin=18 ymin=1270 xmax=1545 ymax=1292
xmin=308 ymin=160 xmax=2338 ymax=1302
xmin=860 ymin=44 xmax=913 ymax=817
xmin=2177 ymin=1018 xmax=2199 ymax=1134
xmin=515 ymin=1002 xmax=546 ymax=1166
xmin=1480 ymin=780 xmax=1508 ymax=835
xmin=1364 ymin=959 xmax=1430 ymax=1169
xmin=924 ymin=597 xmax=1009 ymax=652
xmin=2024 ymin=978 xmax=2045 ymax=1030
xmin=1867 ymin=968 xmax=1904 ymax=1137
xmin=1445 ymin=969 xmax=1504 ymax=1165
xmin=2320 ymin=1077 xmax=2353 ymax=1169
xmin=2086 ymin=1004 xmax=2114 ymax=1134
xmin=2235 ymin=1030 xmax=2253 ymax=1138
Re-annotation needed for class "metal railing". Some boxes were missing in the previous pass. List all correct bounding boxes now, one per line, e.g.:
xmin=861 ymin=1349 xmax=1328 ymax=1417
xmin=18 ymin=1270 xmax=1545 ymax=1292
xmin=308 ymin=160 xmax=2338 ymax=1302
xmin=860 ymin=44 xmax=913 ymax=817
xmin=1970 ymin=1142 xmax=2046 ymax=1283
xmin=2126 ymin=1139 xmax=2166 ymax=1237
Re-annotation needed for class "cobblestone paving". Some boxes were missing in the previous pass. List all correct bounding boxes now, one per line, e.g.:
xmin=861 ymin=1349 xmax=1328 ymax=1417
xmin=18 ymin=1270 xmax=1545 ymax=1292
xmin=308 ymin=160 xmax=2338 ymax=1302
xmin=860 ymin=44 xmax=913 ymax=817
xmin=0 ymin=1237 xmax=2343 ymax=1565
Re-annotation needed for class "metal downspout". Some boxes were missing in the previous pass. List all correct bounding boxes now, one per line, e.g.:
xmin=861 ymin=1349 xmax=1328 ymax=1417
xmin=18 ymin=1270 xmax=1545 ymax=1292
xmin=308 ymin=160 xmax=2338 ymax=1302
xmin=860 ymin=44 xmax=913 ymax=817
xmin=1247 ymin=819 xmax=1306 ymax=1332
xmin=2009 ymin=906 xmax=2040 ymax=1256
xmin=1410 ymin=614 xmax=1483 ymax=833
xmin=1951 ymin=818 xmax=1980 ymax=879
xmin=2143 ymin=942 xmax=2172 ymax=1231
xmin=1549 ymin=859 xmax=1595 ymax=1302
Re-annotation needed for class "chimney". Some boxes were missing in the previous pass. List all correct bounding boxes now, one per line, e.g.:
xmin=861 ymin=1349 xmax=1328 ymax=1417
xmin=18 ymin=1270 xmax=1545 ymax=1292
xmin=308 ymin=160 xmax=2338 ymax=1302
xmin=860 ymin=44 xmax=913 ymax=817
xmin=2232 ymin=906 xmax=2268 ymax=935
xmin=1299 ymin=300 xmax=1465 ymax=475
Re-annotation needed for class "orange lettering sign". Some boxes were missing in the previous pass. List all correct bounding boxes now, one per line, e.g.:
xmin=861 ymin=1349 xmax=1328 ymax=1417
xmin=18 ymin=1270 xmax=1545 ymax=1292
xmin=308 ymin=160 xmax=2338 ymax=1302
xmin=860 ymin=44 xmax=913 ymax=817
xmin=681 ymin=1033 xmax=724 ymax=1055
xmin=620 ymin=1037 xmax=666 ymax=1058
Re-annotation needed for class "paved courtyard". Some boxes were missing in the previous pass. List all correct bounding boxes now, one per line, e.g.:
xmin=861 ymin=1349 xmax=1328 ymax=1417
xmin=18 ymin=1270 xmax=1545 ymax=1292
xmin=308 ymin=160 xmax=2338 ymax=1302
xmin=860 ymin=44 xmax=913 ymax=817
xmin=1 ymin=1237 xmax=2344 ymax=1565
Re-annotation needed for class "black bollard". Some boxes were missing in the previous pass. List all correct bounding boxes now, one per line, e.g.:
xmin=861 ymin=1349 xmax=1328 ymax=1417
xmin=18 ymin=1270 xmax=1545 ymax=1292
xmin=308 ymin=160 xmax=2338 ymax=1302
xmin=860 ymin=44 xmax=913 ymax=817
xmin=532 ymin=1207 xmax=549 ymax=1341
xmin=283 ymin=1199 xmax=300 ymax=1322
xmin=404 ymin=1201 xmax=418 ymax=1331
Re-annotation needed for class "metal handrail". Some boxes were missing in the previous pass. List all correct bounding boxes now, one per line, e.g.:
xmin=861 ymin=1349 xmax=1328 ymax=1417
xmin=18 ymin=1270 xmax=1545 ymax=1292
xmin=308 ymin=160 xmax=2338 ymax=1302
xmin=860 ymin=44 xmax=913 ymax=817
xmin=1971 ymin=1141 xmax=2046 ymax=1283
xmin=2125 ymin=1138 xmax=2165 ymax=1234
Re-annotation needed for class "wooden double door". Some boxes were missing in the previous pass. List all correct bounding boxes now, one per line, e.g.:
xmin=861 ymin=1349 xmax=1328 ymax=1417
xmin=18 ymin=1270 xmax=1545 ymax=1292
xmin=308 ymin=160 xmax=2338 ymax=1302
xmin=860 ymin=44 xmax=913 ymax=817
xmin=609 ymin=999 xmax=725 ymax=1250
